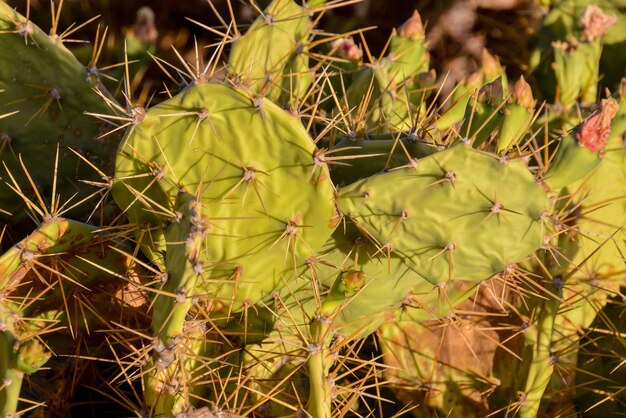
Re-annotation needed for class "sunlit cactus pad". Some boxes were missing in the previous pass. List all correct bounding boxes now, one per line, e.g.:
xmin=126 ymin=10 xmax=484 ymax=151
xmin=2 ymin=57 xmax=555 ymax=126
xmin=338 ymin=144 xmax=550 ymax=284
xmin=114 ymin=82 xmax=337 ymax=311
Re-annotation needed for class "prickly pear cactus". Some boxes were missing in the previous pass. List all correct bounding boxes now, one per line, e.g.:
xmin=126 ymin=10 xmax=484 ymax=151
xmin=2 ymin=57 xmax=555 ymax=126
xmin=0 ymin=1 xmax=118 ymax=220
xmin=0 ymin=1 xmax=624 ymax=417
xmin=113 ymin=80 xmax=337 ymax=415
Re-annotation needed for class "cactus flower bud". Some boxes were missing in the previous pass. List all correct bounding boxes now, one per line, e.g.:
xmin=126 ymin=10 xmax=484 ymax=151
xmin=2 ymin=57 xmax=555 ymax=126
xmin=481 ymin=49 xmax=504 ymax=81
xmin=398 ymin=10 xmax=425 ymax=40
xmin=512 ymin=76 xmax=534 ymax=110
xmin=581 ymin=5 xmax=617 ymax=41
xmin=574 ymin=98 xmax=619 ymax=152
xmin=466 ymin=71 xmax=484 ymax=89
xmin=133 ymin=7 xmax=158 ymax=43
xmin=331 ymin=37 xmax=363 ymax=61
xmin=545 ymin=98 xmax=619 ymax=189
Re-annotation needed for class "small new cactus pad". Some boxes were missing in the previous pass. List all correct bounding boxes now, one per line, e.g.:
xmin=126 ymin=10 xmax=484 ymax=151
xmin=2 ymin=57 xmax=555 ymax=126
xmin=338 ymin=10 xmax=430 ymax=132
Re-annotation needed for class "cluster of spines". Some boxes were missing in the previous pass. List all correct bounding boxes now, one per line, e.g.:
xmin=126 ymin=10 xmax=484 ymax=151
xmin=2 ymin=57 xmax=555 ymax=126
xmin=0 ymin=0 xmax=624 ymax=417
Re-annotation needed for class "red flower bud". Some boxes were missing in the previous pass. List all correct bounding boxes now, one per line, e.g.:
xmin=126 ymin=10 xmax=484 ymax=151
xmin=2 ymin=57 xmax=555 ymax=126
xmin=574 ymin=98 xmax=619 ymax=152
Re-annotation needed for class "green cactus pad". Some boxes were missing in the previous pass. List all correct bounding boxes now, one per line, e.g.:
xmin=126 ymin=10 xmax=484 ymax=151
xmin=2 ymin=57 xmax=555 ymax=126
xmin=555 ymin=130 xmax=626 ymax=336
xmin=150 ymin=192 xmax=203 ymax=346
xmin=143 ymin=192 xmax=208 ymax=415
xmin=542 ymin=134 xmax=599 ymax=192
xmin=0 ymin=217 xmax=132 ymax=299
xmin=228 ymin=0 xmax=312 ymax=102
xmin=145 ymin=191 xmax=214 ymax=410
xmin=338 ymin=144 xmax=549 ymax=284
xmin=314 ymin=228 xmax=478 ymax=337
xmin=0 ymin=218 xmax=97 ymax=284
xmin=0 ymin=2 xmax=118 ymax=220
xmin=114 ymin=82 xmax=337 ymax=313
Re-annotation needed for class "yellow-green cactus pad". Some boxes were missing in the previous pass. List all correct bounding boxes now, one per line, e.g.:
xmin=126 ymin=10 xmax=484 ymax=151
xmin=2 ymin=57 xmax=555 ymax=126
xmin=114 ymin=82 xmax=337 ymax=312
xmin=338 ymin=144 xmax=550 ymax=284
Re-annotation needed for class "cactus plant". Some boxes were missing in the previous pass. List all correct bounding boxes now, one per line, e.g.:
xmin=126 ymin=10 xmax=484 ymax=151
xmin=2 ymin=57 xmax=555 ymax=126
xmin=0 ymin=1 xmax=623 ymax=417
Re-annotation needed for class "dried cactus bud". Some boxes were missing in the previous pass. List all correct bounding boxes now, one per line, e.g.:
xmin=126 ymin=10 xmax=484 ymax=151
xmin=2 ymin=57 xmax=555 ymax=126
xmin=15 ymin=340 xmax=51 ymax=374
xmin=133 ymin=7 xmax=158 ymax=43
xmin=512 ymin=76 xmax=534 ymax=110
xmin=478 ymin=77 xmax=503 ymax=105
xmin=331 ymin=37 xmax=362 ymax=61
xmin=398 ymin=10 xmax=425 ymax=40
xmin=581 ymin=5 xmax=617 ymax=41
xmin=574 ymin=98 xmax=619 ymax=152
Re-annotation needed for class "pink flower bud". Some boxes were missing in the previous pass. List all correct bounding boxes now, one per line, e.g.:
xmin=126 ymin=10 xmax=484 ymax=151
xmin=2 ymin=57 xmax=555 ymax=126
xmin=512 ymin=76 xmax=534 ymax=110
xmin=133 ymin=7 xmax=158 ymax=43
xmin=331 ymin=38 xmax=362 ymax=61
xmin=581 ymin=5 xmax=617 ymax=41
xmin=574 ymin=98 xmax=619 ymax=152
xmin=398 ymin=10 xmax=425 ymax=41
